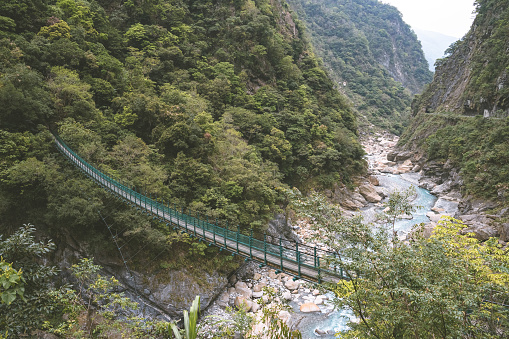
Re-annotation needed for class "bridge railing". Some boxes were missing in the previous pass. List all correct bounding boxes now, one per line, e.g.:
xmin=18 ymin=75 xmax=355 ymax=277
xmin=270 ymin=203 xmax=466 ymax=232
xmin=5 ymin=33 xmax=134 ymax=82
xmin=53 ymin=133 xmax=346 ymax=283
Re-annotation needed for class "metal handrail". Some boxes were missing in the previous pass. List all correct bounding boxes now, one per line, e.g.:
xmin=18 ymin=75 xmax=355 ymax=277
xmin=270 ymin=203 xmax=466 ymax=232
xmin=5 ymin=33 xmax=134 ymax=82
xmin=53 ymin=132 xmax=347 ymax=283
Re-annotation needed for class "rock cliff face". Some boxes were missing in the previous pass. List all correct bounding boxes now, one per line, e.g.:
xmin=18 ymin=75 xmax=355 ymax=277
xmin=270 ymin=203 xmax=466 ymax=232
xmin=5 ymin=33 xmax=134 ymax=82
xmin=287 ymin=0 xmax=432 ymax=134
xmin=395 ymin=0 xmax=509 ymax=240
xmin=413 ymin=0 xmax=509 ymax=117
xmin=51 ymin=229 xmax=236 ymax=320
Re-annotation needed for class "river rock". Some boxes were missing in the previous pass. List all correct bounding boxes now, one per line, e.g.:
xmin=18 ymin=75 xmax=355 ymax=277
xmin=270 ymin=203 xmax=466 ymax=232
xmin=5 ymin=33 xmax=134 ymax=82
xmin=434 ymin=198 xmax=459 ymax=216
xmin=426 ymin=212 xmax=441 ymax=223
xmin=375 ymin=186 xmax=388 ymax=198
xmin=387 ymin=151 xmax=397 ymax=162
xmin=253 ymin=273 xmax=262 ymax=281
xmin=395 ymin=151 xmax=413 ymax=162
xmin=251 ymin=301 xmax=260 ymax=313
xmin=300 ymin=302 xmax=320 ymax=313
xmin=407 ymin=223 xmax=436 ymax=240
xmin=253 ymin=283 xmax=266 ymax=292
xmin=431 ymin=181 xmax=452 ymax=195
xmin=368 ymin=175 xmax=380 ymax=186
xmin=234 ymin=296 xmax=252 ymax=311
xmin=267 ymin=213 xmax=299 ymax=243
xmin=459 ymin=214 xmax=494 ymax=225
xmin=500 ymin=223 xmax=509 ymax=242
xmin=235 ymin=281 xmax=252 ymax=298
xmin=279 ymin=310 xmax=291 ymax=323
xmin=218 ymin=291 xmax=230 ymax=307
xmin=359 ymin=183 xmax=382 ymax=203
xmin=285 ymin=279 xmax=300 ymax=290
xmin=283 ymin=291 xmax=292 ymax=300
xmin=460 ymin=224 xmax=499 ymax=241
xmin=252 ymin=291 xmax=263 ymax=298
xmin=315 ymin=328 xmax=327 ymax=335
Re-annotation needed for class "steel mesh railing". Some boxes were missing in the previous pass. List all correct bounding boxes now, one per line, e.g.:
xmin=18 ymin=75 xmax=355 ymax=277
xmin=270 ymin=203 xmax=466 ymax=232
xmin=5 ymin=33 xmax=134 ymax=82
xmin=53 ymin=133 xmax=346 ymax=283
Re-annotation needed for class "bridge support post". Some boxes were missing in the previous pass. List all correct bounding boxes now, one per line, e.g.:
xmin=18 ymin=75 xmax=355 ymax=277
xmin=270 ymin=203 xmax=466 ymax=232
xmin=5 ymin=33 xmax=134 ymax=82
xmin=296 ymin=242 xmax=301 ymax=278
xmin=249 ymin=228 xmax=253 ymax=259
xmin=184 ymin=207 xmax=187 ymax=232
xmin=213 ymin=222 xmax=216 ymax=244
xmin=236 ymin=226 xmax=240 ymax=254
xmin=279 ymin=237 xmax=283 ymax=271
xmin=263 ymin=233 xmax=267 ymax=265
xmin=193 ymin=210 xmax=197 ymax=236
xmin=224 ymin=221 xmax=228 ymax=249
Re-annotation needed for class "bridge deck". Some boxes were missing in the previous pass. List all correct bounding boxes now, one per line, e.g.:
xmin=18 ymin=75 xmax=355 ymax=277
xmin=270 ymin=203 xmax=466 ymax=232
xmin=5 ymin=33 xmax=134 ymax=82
xmin=54 ymin=134 xmax=345 ymax=284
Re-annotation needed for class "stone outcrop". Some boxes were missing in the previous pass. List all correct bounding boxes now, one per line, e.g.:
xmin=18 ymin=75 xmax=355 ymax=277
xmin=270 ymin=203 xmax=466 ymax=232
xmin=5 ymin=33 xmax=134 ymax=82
xmin=358 ymin=183 xmax=382 ymax=203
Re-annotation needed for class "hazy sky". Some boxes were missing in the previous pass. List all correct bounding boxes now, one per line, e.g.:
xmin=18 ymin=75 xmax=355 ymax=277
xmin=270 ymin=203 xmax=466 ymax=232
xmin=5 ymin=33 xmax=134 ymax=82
xmin=381 ymin=0 xmax=477 ymax=38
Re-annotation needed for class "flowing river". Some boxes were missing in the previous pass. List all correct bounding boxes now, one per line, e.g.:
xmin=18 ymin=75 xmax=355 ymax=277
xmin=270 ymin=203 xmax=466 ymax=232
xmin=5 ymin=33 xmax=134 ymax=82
xmin=293 ymin=169 xmax=438 ymax=338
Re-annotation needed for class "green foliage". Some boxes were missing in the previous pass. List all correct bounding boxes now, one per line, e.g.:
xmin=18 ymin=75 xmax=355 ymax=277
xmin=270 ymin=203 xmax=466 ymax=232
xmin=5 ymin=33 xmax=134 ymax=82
xmin=169 ymin=295 xmax=200 ymax=339
xmin=206 ymin=305 xmax=255 ymax=338
xmin=290 ymin=189 xmax=509 ymax=338
xmin=287 ymin=0 xmax=433 ymax=134
xmin=257 ymin=287 xmax=302 ymax=339
xmin=0 ymin=0 xmax=367 ymax=237
xmin=0 ymin=258 xmax=25 ymax=305
xmin=417 ymin=115 xmax=509 ymax=199
xmin=204 ymin=287 xmax=301 ymax=339
xmin=38 ymin=20 xmax=71 ymax=40
xmin=0 ymin=224 xmax=60 ymax=337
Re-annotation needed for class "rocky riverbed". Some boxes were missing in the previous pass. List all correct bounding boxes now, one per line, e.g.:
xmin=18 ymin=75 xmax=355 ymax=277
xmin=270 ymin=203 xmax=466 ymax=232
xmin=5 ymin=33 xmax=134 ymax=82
xmin=198 ymin=127 xmax=509 ymax=338
xmin=371 ymin=129 xmax=509 ymax=245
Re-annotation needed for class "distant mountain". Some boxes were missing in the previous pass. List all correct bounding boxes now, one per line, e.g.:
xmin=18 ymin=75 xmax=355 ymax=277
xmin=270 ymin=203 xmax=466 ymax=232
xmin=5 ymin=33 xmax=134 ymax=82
xmin=414 ymin=28 xmax=458 ymax=71
xmin=287 ymin=0 xmax=433 ymax=134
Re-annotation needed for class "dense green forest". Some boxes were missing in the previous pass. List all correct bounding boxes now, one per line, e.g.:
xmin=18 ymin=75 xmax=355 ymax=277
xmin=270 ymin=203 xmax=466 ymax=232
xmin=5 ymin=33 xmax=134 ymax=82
xmin=0 ymin=0 xmax=365 ymax=232
xmin=402 ymin=0 xmax=509 ymax=201
xmin=0 ymin=0 xmax=365 ymax=335
xmin=287 ymin=0 xmax=433 ymax=134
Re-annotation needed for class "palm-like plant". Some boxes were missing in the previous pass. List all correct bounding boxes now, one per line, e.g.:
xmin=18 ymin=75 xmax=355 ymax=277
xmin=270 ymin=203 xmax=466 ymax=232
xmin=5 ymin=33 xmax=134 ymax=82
xmin=169 ymin=295 xmax=201 ymax=339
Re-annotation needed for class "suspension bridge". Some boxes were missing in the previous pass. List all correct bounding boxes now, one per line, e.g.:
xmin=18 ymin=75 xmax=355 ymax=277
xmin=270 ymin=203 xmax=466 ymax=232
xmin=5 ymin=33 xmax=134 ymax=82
xmin=53 ymin=133 xmax=346 ymax=284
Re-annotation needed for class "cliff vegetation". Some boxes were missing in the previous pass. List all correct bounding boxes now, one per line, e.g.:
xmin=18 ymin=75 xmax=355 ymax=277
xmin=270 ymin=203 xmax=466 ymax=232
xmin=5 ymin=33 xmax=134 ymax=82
xmin=287 ymin=0 xmax=433 ymax=134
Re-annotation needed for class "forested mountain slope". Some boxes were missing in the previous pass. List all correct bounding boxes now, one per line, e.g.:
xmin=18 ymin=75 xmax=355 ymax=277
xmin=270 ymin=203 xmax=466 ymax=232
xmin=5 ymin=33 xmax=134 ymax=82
xmin=287 ymin=0 xmax=433 ymax=134
xmin=0 ymin=0 xmax=366 ymax=333
xmin=0 ymin=0 xmax=365 ymax=232
xmin=412 ymin=0 xmax=509 ymax=117
xmin=400 ymin=0 xmax=509 ymax=201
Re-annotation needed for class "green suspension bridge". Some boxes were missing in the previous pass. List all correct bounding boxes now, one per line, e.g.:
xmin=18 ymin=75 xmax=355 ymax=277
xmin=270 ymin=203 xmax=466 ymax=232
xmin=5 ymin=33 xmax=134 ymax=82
xmin=53 ymin=133 xmax=346 ymax=284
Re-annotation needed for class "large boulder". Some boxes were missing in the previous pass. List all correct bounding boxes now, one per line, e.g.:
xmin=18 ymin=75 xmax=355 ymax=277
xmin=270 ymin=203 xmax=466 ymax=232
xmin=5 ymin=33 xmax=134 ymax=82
xmin=300 ymin=302 xmax=320 ymax=313
xmin=267 ymin=213 xmax=299 ymax=242
xmin=358 ymin=184 xmax=382 ymax=203
xmin=500 ymin=223 xmax=509 ymax=242
xmin=460 ymin=224 xmax=499 ymax=241
xmin=285 ymin=279 xmax=300 ymax=290
xmin=368 ymin=175 xmax=380 ymax=186
xmin=235 ymin=281 xmax=253 ymax=299
xmin=395 ymin=151 xmax=413 ymax=162
xmin=387 ymin=151 xmax=397 ymax=162
xmin=234 ymin=296 xmax=252 ymax=311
